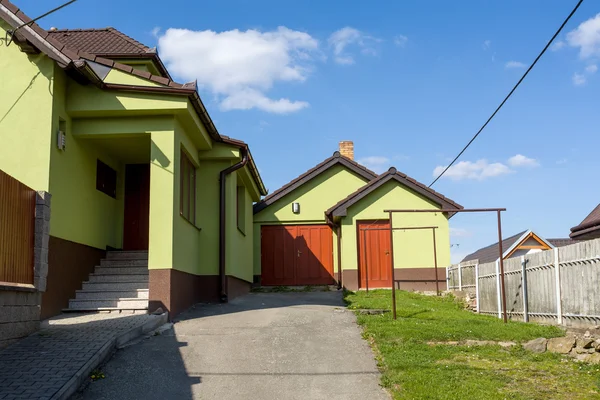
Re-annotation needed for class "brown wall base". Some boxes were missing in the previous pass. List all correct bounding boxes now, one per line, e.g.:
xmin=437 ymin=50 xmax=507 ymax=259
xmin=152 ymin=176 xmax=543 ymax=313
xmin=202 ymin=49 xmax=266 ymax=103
xmin=41 ymin=236 xmax=105 ymax=320
xmin=342 ymin=268 xmax=447 ymax=292
xmin=227 ymin=275 xmax=251 ymax=300
xmin=149 ymin=270 xmax=251 ymax=319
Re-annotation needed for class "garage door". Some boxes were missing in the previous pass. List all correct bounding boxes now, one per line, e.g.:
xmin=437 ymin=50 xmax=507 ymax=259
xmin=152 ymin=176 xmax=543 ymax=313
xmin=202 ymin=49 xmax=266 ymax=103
xmin=261 ymin=225 xmax=334 ymax=286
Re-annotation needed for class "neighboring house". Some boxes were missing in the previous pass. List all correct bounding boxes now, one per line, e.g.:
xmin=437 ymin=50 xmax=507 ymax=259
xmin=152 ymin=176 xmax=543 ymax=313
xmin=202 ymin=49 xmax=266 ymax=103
xmin=253 ymin=142 xmax=463 ymax=291
xmin=570 ymin=204 xmax=600 ymax=240
xmin=0 ymin=0 xmax=267 ymax=320
xmin=461 ymin=230 xmax=577 ymax=264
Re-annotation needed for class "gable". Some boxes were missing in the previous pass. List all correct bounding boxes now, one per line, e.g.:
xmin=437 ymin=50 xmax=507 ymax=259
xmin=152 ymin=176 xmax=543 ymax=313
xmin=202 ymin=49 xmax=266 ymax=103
xmin=344 ymin=179 xmax=447 ymax=221
xmin=104 ymin=68 xmax=165 ymax=87
xmin=254 ymin=164 xmax=370 ymax=223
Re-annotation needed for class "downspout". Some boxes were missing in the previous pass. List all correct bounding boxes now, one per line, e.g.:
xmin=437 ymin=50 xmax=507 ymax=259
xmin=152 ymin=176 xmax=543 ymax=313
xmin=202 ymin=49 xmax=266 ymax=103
xmin=219 ymin=147 xmax=249 ymax=302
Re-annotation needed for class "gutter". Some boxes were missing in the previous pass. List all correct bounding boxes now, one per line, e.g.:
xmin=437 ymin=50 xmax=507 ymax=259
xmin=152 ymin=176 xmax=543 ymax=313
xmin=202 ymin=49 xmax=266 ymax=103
xmin=219 ymin=147 xmax=249 ymax=302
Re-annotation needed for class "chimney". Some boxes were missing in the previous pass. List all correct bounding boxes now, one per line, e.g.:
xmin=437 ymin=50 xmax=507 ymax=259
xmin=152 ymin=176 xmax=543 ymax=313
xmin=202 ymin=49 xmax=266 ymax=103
xmin=339 ymin=141 xmax=354 ymax=160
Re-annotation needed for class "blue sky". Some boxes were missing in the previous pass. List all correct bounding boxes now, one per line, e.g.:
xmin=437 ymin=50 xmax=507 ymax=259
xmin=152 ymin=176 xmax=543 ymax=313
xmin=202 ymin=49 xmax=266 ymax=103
xmin=16 ymin=0 xmax=600 ymax=262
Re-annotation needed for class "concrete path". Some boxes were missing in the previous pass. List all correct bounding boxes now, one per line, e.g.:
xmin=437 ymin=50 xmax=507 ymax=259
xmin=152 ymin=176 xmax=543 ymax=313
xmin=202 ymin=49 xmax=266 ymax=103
xmin=77 ymin=291 xmax=390 ymax=400
xmin=0 ymin=312 xmax=166 ymax=400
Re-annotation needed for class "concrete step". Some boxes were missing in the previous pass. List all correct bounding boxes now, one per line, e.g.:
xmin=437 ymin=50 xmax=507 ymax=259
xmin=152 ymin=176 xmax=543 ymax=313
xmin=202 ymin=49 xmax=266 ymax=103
xmin=106 ymin=251 xmax=148 ymax=260
xmin=88 ymin=273 xmax=149 ymax=283
xmin=68 ymin=298 xmax=149 ymax=310
xmin=100 ymin=259 xmax=148 ymax=267
xmin=94 ymin=266 xmax=148 ymax=275
xmin=75 ymin=289 xmax=149 ymax=300
xmin=82 ymin=281 xmax=148 ymax=291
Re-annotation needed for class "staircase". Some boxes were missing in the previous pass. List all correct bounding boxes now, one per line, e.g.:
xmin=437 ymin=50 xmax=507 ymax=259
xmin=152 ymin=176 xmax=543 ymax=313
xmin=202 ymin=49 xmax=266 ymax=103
xmin=64 ymin=250 xmax=149 ymax=313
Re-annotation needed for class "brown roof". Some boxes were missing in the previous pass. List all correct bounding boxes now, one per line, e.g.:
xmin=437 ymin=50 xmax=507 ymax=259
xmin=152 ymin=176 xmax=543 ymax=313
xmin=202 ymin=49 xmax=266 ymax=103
xmin=46 ymin=27 xmax=171 ymax=78
xmin=326 ymin=167 xmax=463 ymax=219
xmin=461 ymin=231 xmax=527 ymax=264
xmin=220 ymin=136 xmax=267 ymax=196
xmin=47 ymin=28 xmax=151 ymax=55
xmin=570 ymin=204 xmax=600 ymax=239
xmin=253 ymin=152 xmax=378 ymax=214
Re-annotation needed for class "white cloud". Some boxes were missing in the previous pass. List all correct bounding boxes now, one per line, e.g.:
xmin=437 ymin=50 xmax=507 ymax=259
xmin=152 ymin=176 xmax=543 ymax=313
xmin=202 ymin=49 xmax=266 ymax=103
xmin=394 ymin=35 xmax=408 ymax=48
xmin=157 ymin=27 xmax=319 ymax=113
xmin=556 ymin=158 xmax=568 ymax=165
xmin=450 ymin=228 xmax=471 ymax=238
xmin=151 ymin=27 xmax=161 ymax=38
xmin=358 ymin=156 xmax=390 ymax=174
xmin=566 ymin=13 xmax=600 ymax=59
xmin=432 ymin=159 xmax=513 ymax=181
xmin=551 ymin=40 xmax=566 ymax=51
xmin=573 ymin=72 xmax=587 ymax=86
xmin=586 ymin=64 xmax=598 ymax=74
xmin=483 ymin=40 xmax=491 ymax=50
xmin=507 ymin=154 xmax=540 ymax=168
xmin=328 ymin=27 xmax=380 ymax=65
xmin=505 ymin=60 xmax=527 ymax=69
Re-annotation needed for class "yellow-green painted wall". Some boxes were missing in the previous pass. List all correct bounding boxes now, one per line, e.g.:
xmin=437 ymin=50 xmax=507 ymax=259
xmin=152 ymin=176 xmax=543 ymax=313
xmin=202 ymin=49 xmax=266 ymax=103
xmin=48 ymin=67 xmax=126 ymax=249
xmin=103 ymin=69 xmax=163 ymax=87
xmin=252 ymin=165 xmax=370 ymax=276
xmin=0 ymin=21 xmax=54 ymax=191
xmin=341 ymin=180 xmax=451 ymax=271
xmin=227 ymin=174 xmax=254 ymax=282
xmin=172 ymin=120 xmax=202 ymax=275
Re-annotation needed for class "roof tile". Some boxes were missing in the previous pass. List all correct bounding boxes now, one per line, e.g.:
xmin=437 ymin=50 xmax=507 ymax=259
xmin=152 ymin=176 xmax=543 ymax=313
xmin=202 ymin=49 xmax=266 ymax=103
xmin=47 ymin=28 xmax=151 ymax=55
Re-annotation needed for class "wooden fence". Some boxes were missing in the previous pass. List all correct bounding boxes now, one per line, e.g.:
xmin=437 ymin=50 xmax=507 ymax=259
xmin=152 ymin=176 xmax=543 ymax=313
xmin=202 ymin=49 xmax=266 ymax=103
xmin=447 ymin=238 xmax=600 ymax=327
xmin=0 ymin=169 xmax=36 ymax=284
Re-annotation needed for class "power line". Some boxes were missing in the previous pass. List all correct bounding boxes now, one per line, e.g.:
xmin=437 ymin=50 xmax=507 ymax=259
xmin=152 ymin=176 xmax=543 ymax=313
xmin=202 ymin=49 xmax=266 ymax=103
xmin=6 ymin=0 xmax=78 ymax=46
xmin=429 ymin=0 xmax=584 ymax=187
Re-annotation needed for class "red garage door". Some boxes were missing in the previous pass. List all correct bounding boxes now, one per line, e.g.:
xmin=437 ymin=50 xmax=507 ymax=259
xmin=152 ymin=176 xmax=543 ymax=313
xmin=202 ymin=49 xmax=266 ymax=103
xmin=261 ymin=225 xmax=334 ymax=286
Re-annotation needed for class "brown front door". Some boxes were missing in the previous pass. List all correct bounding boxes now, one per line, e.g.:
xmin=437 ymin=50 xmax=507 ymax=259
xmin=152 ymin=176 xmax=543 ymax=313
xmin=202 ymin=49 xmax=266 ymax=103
xmin=358 ymin=221 xmax=393 ymax=289
xmin=123 ymin=164 xmax=150 ymax=250
xmin=261 ymin=225 xmax=334 ymax=286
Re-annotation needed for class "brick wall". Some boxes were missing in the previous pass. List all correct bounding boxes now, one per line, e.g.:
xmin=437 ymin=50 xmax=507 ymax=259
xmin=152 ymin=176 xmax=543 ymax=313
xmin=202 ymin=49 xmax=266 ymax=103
xmin=339 ymin=141 xmax=354 ymax=160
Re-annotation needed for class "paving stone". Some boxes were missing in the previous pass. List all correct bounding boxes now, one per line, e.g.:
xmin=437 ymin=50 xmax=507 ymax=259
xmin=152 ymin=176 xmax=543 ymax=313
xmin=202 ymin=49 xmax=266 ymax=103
xmin=0 ymin=312 xmax=154 ymax=399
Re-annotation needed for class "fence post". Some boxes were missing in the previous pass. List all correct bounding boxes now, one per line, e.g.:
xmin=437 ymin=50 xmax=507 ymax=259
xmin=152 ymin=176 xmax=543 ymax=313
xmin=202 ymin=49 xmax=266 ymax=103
xmin=475 ymin=262 xmax=480 ymax=313
xmin=554 ymin=247 xmax=562 ymax=325
xmin=496 ymin=260 xmax=502 ymax=319
xmin=458 ymin=263 xmax=462 ymax=291
xmin=521 ymin=255 xmax=528 ymax=323
xmin=445 ymin=266 xmax=449 ymax=289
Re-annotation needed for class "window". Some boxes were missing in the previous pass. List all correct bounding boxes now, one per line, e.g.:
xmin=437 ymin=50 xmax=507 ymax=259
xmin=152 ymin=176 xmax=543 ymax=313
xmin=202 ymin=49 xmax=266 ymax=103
xmin=96 ymin=159 xmax=117 ymax=198
xmin=237 ymin=186 xmax=246 ymax=234
xmin=180 ymin=150 xmax=196 ymax=223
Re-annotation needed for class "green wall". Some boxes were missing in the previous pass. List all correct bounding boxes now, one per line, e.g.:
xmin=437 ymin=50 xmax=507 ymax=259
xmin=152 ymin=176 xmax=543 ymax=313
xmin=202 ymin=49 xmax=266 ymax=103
xmin=0 ymin=21 xmax=54 ymax=191
xmin=341 ymin=180 xmax=451 ymax=272
xmin=227 ymin=174 xmax=254 ymax=282
xmin=253 ymin=164 xmax=370 ymax=277
xmin=48 ymin=67 xmax=127 ymax=250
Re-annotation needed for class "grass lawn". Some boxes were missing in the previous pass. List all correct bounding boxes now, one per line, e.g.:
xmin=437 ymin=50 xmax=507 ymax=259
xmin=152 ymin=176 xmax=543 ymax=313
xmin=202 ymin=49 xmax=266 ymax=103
xmin=345 ymin=290 xmax=600 ymax=399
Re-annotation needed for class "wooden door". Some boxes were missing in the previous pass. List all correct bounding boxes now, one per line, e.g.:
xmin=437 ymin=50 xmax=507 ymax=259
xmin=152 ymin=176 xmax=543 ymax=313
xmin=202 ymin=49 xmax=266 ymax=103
xmin=123 ymin=164 xmax=150 ymax=250
xmin=261 ymin=225 xmax=334 ymax=286
xmin=296 ymin=225 xmax=335 ymax=285
xmin=358 ymin=221 xmax=393 ymax=288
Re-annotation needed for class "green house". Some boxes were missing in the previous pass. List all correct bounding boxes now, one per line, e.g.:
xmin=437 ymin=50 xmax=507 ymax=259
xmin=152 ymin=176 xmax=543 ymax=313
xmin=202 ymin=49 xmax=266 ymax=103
xmin=254 ymin=142 xmax=463 ymax=291
xmin=0 ymin=1 xmax=266 ymax=319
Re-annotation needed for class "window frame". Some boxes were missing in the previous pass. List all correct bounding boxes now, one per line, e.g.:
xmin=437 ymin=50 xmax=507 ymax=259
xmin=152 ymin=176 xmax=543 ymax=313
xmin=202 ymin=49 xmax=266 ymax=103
xmin=179 ymin=150 xmax=196 ymax=224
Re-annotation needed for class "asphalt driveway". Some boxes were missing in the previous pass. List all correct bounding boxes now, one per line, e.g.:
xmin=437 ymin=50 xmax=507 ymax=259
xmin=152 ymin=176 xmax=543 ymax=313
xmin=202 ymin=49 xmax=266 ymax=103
xmin=76 ymin=291 xmax=390 ymax=400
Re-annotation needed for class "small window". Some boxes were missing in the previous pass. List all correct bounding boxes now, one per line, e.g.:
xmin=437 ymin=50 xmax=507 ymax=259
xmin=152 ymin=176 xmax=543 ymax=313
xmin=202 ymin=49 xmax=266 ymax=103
xmin=180 ymin=150 xmax=196 ymax=223
xmin=96 ymin=160 xmax=117 ymax=198
xmin=237 ymin=186 xmax=246 ymax=234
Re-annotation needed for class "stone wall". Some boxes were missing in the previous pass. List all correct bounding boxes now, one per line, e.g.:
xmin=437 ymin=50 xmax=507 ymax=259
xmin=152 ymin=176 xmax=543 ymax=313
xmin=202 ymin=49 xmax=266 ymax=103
xmin=0 ymin=191 xmax=50 ymax=349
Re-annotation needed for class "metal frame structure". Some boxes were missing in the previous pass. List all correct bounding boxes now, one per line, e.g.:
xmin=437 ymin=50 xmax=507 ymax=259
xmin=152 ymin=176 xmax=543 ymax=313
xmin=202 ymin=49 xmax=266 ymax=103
xmin=383 ymin=208 xmax=508 ymax=322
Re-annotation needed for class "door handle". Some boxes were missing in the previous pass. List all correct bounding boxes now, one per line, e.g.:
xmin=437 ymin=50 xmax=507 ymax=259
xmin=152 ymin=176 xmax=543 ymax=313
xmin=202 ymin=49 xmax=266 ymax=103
xmin=385 ymin=250 xmax=390 ymax=256
xmin=297 ymin=250 xmax=302 ymax=257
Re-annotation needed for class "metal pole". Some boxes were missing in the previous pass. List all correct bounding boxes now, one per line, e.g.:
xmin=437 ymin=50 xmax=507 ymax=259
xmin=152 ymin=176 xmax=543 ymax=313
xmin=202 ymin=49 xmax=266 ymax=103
xmin=432 ymin=228 xmax=439 ymax=295
xmin=497 ymin=210 xmax=508 ymax=323
xmin=388 ymin=211 xmax=397 ymax=320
